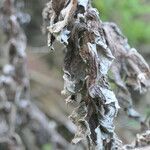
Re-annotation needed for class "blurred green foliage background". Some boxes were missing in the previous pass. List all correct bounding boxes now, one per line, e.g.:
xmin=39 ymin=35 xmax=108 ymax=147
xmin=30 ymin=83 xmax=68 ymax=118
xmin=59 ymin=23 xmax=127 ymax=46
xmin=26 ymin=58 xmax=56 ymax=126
xmin=92 ymin=0 xmax=150 ymax=46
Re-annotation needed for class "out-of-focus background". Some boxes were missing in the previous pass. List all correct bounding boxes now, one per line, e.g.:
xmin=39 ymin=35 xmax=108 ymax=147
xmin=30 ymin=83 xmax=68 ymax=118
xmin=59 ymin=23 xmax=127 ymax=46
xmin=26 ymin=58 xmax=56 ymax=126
xmin=0 ymin=0 xmax=150 ymax=148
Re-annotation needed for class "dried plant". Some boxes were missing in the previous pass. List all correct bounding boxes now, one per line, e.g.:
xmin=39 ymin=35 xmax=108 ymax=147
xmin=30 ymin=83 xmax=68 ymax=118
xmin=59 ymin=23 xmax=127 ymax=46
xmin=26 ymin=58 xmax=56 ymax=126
xmin=43 ymin=0 xmax=150 ymax=149
xmin=103 ymin=22 xmax=150 ymax=123
xmin=0 ymin=0 xmax=149 ymax=149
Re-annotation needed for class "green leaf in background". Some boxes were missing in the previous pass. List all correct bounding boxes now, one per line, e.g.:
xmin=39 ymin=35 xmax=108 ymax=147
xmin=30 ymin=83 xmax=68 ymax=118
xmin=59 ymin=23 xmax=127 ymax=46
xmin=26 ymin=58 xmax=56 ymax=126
xmin=42 ymin=143 xmax=52 ymax=150
xmin=92 ymin=0 xmax=150 ymax=46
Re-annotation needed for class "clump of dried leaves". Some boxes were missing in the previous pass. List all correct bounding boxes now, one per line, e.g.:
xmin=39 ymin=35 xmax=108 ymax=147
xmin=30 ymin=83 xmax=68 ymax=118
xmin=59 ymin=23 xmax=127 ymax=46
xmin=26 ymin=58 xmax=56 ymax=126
xmin=43 ymin=0 xmax=150 ymax=149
